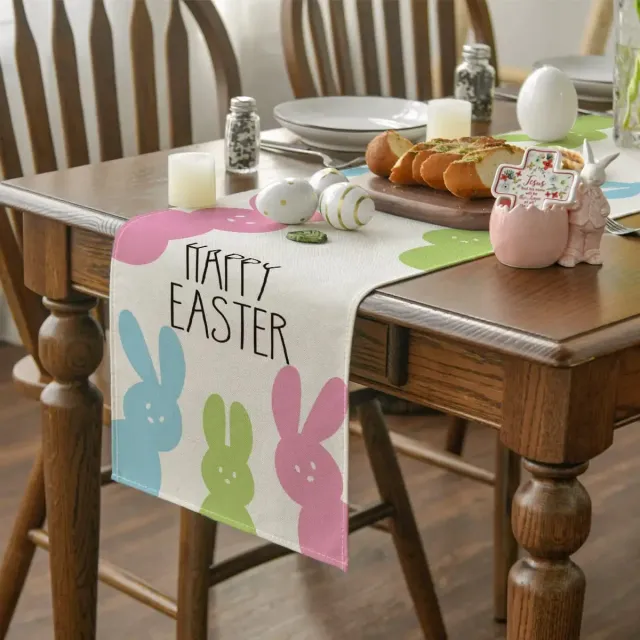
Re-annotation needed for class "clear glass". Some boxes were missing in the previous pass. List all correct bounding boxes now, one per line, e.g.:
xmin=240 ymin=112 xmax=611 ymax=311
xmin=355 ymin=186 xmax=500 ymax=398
xmin=225 ymin=111 xmax=260 ymax=175
xmin=614 ymin=0 xmax=640 ymax=149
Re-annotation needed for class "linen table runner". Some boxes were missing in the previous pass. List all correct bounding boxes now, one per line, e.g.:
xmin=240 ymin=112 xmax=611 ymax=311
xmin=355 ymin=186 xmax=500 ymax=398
xmin=498 ymin=115 xmax=640 ymax=218
xmin=110 ymin=189 xmax=492 ymax=570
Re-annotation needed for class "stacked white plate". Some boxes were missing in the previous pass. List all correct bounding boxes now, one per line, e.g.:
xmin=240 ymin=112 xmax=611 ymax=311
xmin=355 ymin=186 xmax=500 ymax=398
xmin=273 ymin=96 xmax=429 ymax=152
xmin=533 ymin=55 xmax=613 ymax=104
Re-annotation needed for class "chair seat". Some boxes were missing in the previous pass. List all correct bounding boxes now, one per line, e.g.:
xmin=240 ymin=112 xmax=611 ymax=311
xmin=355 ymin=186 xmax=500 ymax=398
xmin=12 ymin=355 xmax=48 ymax=401
xmin=13 ymin=354 xmax=111 ymax=425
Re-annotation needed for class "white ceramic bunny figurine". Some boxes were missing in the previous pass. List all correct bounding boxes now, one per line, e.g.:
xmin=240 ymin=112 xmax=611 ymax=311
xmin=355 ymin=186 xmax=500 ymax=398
xmin=558 ymin=140 xmax=619 ymax=267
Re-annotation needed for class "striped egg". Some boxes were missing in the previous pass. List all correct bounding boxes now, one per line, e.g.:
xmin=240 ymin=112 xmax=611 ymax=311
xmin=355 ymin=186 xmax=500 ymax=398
xmin=318 ymin=183 xmax=376 ymax=230
xmin=308 ymin=167 xmax=349 ymax=195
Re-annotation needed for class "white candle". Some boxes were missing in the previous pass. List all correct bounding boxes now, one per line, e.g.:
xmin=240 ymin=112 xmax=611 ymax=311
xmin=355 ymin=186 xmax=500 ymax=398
xmin=168 ymin=152 xmax=217 ymax=209
xmin=426 ymin=99 xmax=472 ymax=140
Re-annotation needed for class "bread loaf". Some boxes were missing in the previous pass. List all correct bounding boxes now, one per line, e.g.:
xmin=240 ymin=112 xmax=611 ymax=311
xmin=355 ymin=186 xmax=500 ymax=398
xmin=410 ymin=140 xmax=448 ymax=184
xmin=420 ymin=139 xmax=507 ymax=191
xmin=365 ymin=131 xmax=414 ymax=177
xmin=443 ymin=144 xmax=524 ymax=199
xmin=389 ymin=149 xmax=419 ymax=184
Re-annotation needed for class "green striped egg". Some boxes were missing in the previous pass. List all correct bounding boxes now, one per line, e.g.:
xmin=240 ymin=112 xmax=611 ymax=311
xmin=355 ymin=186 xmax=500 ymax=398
xmin=318 ymin=183 xmax=376 ymax=231
xmin=308 ymin=167 xmax=348 ymax=195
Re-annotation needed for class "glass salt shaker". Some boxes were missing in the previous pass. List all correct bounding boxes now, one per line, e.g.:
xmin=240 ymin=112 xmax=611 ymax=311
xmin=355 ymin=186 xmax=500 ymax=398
xmin=454 ymin=44 xmax=496 ymax=122
xmin=225 ymin=96 xmax=260 ymax=174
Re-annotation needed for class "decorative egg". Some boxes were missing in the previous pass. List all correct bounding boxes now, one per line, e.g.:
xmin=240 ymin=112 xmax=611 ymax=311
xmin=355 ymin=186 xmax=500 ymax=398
xmin=517 ymin=66 xmax=578 ymax=142
xmin=308 ymin=167 xmax=349 ymax=195
xmin=255 ymin=178 xmax=318 ymax=224
xmin=318 ymin=183 xmax=376 ymax=230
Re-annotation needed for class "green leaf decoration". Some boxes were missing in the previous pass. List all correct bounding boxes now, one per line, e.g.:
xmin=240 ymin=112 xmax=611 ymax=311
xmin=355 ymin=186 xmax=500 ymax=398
xmin=286 ymin=229 xmax=328 ymax=244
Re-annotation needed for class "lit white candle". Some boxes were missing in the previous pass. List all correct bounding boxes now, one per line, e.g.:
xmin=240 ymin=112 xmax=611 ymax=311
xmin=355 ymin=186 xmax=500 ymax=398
xmin=426 ymin=99 xmax=472 ymax=140
xmin=168 ymin=152 xmax=217 ymax=209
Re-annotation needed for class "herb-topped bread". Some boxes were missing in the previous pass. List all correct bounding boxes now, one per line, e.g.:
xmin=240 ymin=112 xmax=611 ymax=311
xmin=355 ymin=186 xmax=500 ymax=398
xmin=364 ymin=132 xmax=583 ymax=199
xmin=443 ymin=144 xmax=524 ymax=198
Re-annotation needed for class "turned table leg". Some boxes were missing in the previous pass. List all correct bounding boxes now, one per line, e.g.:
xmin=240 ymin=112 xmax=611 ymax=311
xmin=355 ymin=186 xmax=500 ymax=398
xmin=39 ymin=297 xmax=104 ymax=639
xmin=507 ymin=460 xmax=591 ymax=640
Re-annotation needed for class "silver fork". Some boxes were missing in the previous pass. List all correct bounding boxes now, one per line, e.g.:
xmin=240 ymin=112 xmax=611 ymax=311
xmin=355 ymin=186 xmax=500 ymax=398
xmin=260 ymin=141 xmax=365 ymax=170
xmin=606 ymin=217 xmax=640 ymax=236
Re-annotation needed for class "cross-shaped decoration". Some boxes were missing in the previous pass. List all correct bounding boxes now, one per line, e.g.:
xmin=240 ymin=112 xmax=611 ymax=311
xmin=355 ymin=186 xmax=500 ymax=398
xmin=491 ymin=147 xmax=580 ymax=210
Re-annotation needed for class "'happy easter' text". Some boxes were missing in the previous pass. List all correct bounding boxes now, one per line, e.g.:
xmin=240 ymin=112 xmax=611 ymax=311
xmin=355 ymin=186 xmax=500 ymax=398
xmin=169 ymin=242 xmax=290 ymax=364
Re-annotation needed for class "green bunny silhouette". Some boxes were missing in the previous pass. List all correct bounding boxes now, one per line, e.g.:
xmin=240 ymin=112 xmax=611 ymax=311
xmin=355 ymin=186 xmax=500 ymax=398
xmin=399 ymin=229 xmax=493 ymax=271
xmin=498 ymin=115 xmax=613 ymax=149
xmin=200 ymin=394 xmax=256 ymax=534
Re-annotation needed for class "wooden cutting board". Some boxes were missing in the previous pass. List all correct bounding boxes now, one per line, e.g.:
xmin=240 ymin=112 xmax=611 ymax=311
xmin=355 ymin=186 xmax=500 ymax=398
xmin=350 ymin=172 xmax=494 ymax=231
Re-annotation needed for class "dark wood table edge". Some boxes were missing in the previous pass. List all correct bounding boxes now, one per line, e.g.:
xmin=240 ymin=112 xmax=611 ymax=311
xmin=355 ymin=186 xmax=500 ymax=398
xmin=3 ymin=180 xmax=640 ymax=368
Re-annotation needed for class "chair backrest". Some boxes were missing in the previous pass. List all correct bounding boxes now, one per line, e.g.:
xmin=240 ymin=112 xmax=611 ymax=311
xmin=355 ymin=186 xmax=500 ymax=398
xmin=0 ymin=0 xmax=241 ymax=370
xmin=281 ymin=0 xmax=498 ymax=101
xmin=581 ymin=0 xmax=614 ymax=55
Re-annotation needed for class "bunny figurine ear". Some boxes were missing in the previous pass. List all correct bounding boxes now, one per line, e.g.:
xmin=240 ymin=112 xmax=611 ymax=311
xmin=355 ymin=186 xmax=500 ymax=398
xmin=597 ymin=151 xmax=620 ymax=170
xmin=582 ymin=139 xmax=595 ymax=165
xmin=119 ymin=310 xmax=159 ymax=384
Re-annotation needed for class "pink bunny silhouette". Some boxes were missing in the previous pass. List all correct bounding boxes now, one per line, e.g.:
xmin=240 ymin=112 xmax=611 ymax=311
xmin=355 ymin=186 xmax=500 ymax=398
xmin=114 ymin=195 xmax=288 ymax=266
xmin=271 ymin=365 xmax=348 ymax=569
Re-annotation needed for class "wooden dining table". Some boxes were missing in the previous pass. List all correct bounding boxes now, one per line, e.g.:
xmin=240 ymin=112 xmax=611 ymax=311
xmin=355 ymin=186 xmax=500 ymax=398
xmin=1 ymin=99 xmax=640 ymax=640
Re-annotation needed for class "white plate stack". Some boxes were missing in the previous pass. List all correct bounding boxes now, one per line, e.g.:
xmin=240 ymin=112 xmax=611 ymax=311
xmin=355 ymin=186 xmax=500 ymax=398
xmin=273 ymin=96 xmax=429 ymax=152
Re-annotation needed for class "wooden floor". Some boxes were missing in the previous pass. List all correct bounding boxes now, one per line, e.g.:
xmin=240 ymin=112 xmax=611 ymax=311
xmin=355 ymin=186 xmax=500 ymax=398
xmin=1 ymin=344 xmax=639 ymax=639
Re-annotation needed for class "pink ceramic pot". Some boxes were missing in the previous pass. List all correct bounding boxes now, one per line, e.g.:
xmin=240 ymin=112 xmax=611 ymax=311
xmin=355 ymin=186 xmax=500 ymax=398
xmin=489 ymin=199 xmax=569 ymax=269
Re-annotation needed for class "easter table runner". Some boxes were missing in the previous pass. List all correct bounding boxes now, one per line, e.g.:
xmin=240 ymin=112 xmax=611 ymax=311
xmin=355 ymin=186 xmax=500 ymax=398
xmin=110 ymin=188 xmax=492 ymax=571
xmin=498 ymin=115 xmax=640 ymax=219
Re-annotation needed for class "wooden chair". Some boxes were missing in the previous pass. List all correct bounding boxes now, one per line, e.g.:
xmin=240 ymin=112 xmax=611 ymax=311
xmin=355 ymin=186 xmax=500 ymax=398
xmin=282 ymin=0 xmax=499 ymax=99
xmin=281 ymin=0 xmax=519 ymax=622
xmin=0 ymin=1 xmax=448 ymax=638
xmin=581 ymin=0 xmax=615 ymax=56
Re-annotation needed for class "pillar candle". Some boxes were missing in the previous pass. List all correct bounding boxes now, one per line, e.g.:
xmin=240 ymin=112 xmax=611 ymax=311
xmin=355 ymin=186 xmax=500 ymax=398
xmin=168 ymin=152 xmax=217 ymax=209
xmin=426 ymin=99 xmax=472 ymax=140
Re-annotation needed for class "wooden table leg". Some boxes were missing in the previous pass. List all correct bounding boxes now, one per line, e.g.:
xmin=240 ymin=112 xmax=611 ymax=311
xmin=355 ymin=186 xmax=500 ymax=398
xmin=176 ymin=509 xmax=216 ymax=640
xmin=507 ymin=459 xmax=591 ymax=640
xmin=493 ymin=443 xmax=520 ymax=623
xmin=39 ymin=296 xmax=104 ymax=639
xmin=499 ymin=356 xmax=617 ymax=640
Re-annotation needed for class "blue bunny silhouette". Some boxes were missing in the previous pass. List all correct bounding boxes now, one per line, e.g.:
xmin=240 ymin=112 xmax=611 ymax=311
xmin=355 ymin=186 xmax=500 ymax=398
xmin=602 ymin=181 xmax=640 ymax=200
xmin=112 ymin=310 xmax=186 ymax=496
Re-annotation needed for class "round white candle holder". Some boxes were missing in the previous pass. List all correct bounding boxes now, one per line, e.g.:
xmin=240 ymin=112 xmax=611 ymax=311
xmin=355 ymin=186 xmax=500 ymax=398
xmin=168 ymin=152 xmax=217 ymax=210
xmin=426 ymin=98 xmax=472 ymax=140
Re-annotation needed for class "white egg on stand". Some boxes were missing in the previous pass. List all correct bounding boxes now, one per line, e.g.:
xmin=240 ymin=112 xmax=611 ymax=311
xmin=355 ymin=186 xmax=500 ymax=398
xmin=308 ymin=167 xmax=349 ymax=195
xmin=255 ymin=178 xmax=318 ymax=224
xmin=318 ymin=183 xmax=376 ymax=230
xmin=517 ymin=66 xmax=578 ymax=142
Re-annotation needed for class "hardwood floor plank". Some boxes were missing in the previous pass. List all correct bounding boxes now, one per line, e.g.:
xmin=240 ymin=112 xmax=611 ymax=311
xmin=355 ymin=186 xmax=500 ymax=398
xmin=0 ymin=344 xmax=639 ymax=638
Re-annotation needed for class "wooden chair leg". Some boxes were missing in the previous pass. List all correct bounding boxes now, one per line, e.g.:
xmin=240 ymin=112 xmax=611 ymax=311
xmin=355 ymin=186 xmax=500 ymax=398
xmin=444 ymin=417 xmax=468 ymax=455
xmin=493 ymin=441 xmax=520 ymax=622
xmin=176 ymin=509 xmax=217 ymax=640
xmin=0 ymin=448 xmax=46 ymax=639
xmin=357 ymin=399 xmax=447 ymax=640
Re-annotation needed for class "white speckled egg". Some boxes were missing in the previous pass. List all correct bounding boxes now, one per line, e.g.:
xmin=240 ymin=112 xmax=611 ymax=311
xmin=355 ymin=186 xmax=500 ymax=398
xmin=517 ymin=66 xmax=578 ymax=142
xmin=318 ymin=183 xmax=375 ymax=230
xmin=255 ymin=178 xmax=318 ymax=224
xmin=308 ymin=167 xmax=349 ymax=195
